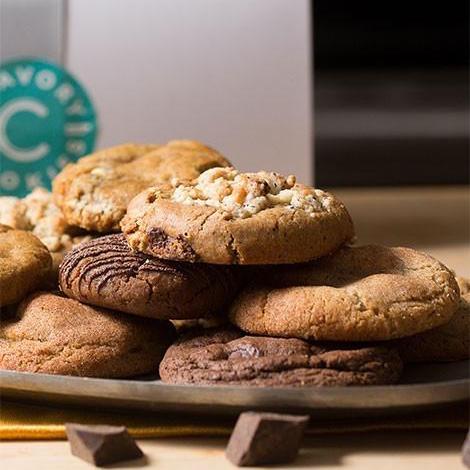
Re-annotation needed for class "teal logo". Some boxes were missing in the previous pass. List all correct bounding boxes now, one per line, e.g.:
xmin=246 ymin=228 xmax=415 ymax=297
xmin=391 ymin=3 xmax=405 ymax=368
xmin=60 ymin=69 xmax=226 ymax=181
xmin=0 ymin=58 xmax=97 ymax=196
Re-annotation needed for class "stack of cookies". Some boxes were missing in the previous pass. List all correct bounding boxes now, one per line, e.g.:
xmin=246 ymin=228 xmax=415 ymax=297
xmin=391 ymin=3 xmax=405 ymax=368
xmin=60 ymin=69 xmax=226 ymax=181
xmin=0 ymin=141 xmax=233 ymax=378
xmin=0 ymin=139 xmax=468 ymax=387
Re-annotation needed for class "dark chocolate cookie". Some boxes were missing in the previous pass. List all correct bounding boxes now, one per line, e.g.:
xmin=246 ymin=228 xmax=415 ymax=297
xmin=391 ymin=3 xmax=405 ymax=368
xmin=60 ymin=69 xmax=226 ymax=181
xmin=159 ymin=327 xmax=403 ymax=386
xmin=59 ymin=234 xmax=239 ymax=319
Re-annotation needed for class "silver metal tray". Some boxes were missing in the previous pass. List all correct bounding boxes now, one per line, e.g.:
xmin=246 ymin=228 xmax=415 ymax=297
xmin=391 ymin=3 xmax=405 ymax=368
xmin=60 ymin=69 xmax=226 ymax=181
xmin=1 ymin=361 xmax=468 ymax=418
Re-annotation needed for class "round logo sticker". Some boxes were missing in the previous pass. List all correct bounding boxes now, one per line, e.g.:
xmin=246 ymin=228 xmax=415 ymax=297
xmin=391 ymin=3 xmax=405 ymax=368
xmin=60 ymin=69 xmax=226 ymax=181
xmin=0 ymin=58 xmax=97 ymax=196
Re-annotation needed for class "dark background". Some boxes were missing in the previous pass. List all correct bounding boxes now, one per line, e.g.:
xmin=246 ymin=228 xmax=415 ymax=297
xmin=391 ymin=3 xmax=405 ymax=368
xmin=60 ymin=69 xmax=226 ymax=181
xmin=313 ymin=1 xmax=469 ymax=186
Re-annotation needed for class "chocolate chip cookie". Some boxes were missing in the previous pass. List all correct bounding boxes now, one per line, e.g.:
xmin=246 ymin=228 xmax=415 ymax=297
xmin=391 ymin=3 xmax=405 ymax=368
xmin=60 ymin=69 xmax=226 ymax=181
xmin=53 ymin=140 xmax=231 ymax=233
xmin=229 ymin=245 xmax=460 ymax=341
xmin=0 ymin=225 xmax=52 ymax=306
xmin=121 ymin=167 xmax=354 ymax=264
xmin=159 ymin=327 xmax=403 ymax=386
xmin=59 ymin=234 xmax=240 ymax=319
xmin=0 ymin=292 xmax=175 ymax=377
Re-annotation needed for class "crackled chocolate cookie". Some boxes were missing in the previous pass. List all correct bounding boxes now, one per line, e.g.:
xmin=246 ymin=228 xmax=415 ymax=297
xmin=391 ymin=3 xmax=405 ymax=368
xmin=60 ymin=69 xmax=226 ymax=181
xmin=0 ymin=188 xmax=93 ymax=273
xmin=395 ymin=280 xmax=470 ymax=362
xmin=0 ymin=292 xmax=175 ymax=377
xmin=159 ymin=327 xmax=403 ymax=386
xmin=53 ymin=140 xmax=230 ymax=233
xmin=121 ymin=167 xmax=354 ymax=265
xmin=0 ymin=225 xmax=52 ymax=306
xmin=230 ymin=245 xmax=460 ymax=341
xmin=59 ymin=234 xmax=240 ymax=319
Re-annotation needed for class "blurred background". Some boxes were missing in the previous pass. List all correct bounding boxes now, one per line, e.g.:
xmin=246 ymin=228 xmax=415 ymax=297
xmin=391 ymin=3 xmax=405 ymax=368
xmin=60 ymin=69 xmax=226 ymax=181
xmin=0 ymin=0 xmax=468 ymax=273
xmin=0 ymin=0 xmax=468 ymax=185
xmin=1 ymin=0 xmax=312 ymax=181
xmin=315 ymin=1 xmax=469 ymax=187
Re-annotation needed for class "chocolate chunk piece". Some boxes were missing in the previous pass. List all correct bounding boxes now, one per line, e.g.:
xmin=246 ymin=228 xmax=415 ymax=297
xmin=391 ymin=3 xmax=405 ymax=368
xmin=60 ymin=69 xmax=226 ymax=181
xmin=147 ymin=228 xmax=198 ymax=262
xmin=65 ymin=423 xmax=144 ymax=467
xmin=463 ymin=429 xmax=470 ymax=468
xmin=225 ymin=412 xmax=309 ymax=466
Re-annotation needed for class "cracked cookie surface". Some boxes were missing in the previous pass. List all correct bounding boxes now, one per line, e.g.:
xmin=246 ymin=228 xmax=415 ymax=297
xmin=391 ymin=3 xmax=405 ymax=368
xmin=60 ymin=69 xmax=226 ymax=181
xmin=59 ymin=234 xmax=240 ymax=319
xmin=159 ymin=327 xmax=403 ymax=386
xmin=0 ymin=225 xmax=52 ymax=306
xmin=395 ymin=277 xmax=470 ymax=362
xmin=121 ymin=167 xmax=354 ymax=264
xmin=53 ymin=140 xmax=231 ymax=233
xmin=0 ymin=292 xmax=176 ymax=377
xmin=229 ymin=245 xmax=460 ymax=341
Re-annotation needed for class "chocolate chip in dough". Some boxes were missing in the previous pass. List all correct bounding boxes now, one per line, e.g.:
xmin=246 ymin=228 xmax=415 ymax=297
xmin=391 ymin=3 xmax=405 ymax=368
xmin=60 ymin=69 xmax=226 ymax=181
xmin=225 ymin=412 xmax=309 ymax=466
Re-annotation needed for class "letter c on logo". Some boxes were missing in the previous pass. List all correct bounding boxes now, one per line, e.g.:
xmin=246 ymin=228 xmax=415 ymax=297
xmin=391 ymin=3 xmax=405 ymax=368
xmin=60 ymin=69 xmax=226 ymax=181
xmin=0 ymin=98 xmax=50 ymax=162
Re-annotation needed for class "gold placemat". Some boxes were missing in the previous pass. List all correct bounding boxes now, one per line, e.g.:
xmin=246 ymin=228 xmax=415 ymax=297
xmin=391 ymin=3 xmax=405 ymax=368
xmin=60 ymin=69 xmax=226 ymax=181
xmin=0 ymin=400 xmax=468 ymax=440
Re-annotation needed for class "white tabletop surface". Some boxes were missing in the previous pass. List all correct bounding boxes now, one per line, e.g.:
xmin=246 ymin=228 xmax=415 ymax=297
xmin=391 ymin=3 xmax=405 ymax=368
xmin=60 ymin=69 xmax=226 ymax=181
xmin=1 ymin=432 xmax=468 ymax=469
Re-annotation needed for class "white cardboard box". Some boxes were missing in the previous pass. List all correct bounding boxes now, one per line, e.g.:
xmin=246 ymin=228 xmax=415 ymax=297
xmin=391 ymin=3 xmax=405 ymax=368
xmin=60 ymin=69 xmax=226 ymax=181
xmin=67 ymin=0 xmax=313 ymax=180
xmin=1 ymin=0 xmax=312 ymax=182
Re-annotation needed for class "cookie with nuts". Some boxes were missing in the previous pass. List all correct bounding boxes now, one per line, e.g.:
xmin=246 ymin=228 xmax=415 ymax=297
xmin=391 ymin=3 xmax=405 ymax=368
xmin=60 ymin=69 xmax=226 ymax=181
xmin=0 ymin=188 xmax=93 ymax=273
xmin=53 ymin=140 xmax=231 ymax=233
xmin=121 ymin=167 xmax=354 ymax=264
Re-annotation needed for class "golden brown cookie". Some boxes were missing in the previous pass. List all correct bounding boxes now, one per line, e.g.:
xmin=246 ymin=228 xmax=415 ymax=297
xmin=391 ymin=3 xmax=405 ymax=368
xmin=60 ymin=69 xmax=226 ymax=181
xmin=395 ymin=283 xmax=470 ymax=362
xmin=53 ymin=140 xmax=231 ymax=233
xmin=457 ymin=276 xmax=470 ymax=295
xmin=229 ymin=245 xmax=460 ymax=341
xmin=121 ymin=167 xmax=354 ymax=265
xmin=159 ymin=327 xmax=403 ymax=386
xmin=59 ymin=234 xmax=240 ymax=320
xmin=0 ymin=188 xmax=93 ymax=273
xmin=0 ymin=292 xmax=176 ymax=377
xmin=0 ymin=225 xmax=52 ymax=306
